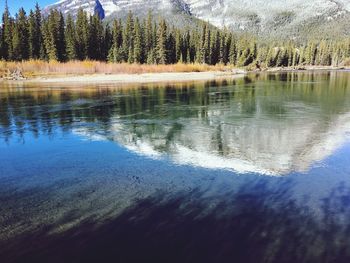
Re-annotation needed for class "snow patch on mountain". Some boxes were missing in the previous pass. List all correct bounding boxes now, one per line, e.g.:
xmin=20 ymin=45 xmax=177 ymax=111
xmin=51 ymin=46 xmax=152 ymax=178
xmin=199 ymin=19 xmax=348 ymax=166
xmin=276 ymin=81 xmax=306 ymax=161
xmin=46 ymin=0 xmax=350 ymax=38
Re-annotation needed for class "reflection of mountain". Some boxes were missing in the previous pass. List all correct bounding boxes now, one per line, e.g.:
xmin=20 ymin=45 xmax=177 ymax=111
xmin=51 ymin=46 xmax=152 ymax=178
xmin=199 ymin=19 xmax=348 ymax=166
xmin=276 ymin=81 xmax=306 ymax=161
xmin=77 ymin=102 xmax=350 ymax=176
xmin=1 ymin=72 xmax=350 ymax=175
xmin=72 ymin=72 xmax=350 ymax=176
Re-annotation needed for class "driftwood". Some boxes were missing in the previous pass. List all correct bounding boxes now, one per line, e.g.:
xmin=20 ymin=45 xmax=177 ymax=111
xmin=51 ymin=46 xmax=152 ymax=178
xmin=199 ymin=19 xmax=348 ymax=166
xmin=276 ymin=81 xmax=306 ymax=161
xmin=3 ymin=68 xmax=26 ymax=80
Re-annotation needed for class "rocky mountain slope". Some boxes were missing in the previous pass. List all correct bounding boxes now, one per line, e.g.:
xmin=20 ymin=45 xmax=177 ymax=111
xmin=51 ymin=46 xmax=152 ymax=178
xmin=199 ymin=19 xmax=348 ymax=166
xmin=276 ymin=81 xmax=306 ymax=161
xmin=45 ymin=0 xmax=350 ymax=39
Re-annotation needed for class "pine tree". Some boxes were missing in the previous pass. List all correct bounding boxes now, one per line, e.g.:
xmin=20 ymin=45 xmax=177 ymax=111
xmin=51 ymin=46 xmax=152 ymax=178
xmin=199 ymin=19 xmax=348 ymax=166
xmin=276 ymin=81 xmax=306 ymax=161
xmin=175 ymin=29 xmax=182 ymax=63
xmin=156 ymin=19 xmax=168 ymax=64
xmin=209 ymin=30 xmax=219 ymax=64
xmin=28 ymin=4 xmax=42 ymax=59
xmin=76 ymin=9 xmax=89 ymax=60
xmin=108 ymin=19 xmax=123 ymax=62
xmin=103 ymin=25 xmax=112 ymax=61
xmin=228 ymin=35 xmax=237 ymax=65
xmin=292 ymin=48 xmax=300 ymax=66
xmin=57 ymin=12 xmax=66 ymax=61
xmin=123 ymin=11 xmax=134 ymax=63
xmin=276 ymin=48 xmax=289 ymax=67
xmin=42 ymin=11 xmax=57 ymax=61
xmin=1 ymin=5 xmax=350 ymax=67
xmin=183 ymin=31 xmax=191 ymax=63
xmin=42 ymin=10 xmax=64 ymax=61
xmin=12 ymin=8 xmax=29 ymax=61
xmin=197 ymin=23 xmax=207 ymax=63
xmin=133 ymin=18 xmax=143 ymax=63
xmin=204 ymin=23 xmax=211 ymax=64
xmin=2 ymin=1 xmax=13 ymax=60
xmin=65 ymin=14 xmax=77 ymax=60
xmin=88 ymin=15 xmax=104 ymax=60
xmin=219 ymin=30 xmax=229 ymax=64
xmin=167 ymin=30 xmax=176 ymax=64
xmin=144 ymin=11 xmax=153 ymax=57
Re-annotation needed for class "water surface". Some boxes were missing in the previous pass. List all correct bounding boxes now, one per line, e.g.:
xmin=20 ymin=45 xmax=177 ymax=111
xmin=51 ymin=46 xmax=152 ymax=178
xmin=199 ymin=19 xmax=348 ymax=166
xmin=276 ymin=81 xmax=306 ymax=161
xmin=1 ymin=71 xmax=350 ymax=263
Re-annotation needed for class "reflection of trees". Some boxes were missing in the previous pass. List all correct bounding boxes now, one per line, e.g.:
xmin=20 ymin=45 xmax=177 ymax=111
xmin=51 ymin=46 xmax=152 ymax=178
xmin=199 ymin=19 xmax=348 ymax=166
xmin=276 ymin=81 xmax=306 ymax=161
xmin=1 ymin=72 xmax=350 ymax=173
xmin=1 ymin=72 xmax=349 ymax=142
xmin=2 ymin=179 xmax=350 ymax=263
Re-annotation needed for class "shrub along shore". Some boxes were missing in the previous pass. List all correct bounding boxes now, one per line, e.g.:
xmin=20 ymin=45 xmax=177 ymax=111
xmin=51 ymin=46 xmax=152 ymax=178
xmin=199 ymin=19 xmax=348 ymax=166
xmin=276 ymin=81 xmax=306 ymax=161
xmin=1 ymin=60 xmax=348 ymax=85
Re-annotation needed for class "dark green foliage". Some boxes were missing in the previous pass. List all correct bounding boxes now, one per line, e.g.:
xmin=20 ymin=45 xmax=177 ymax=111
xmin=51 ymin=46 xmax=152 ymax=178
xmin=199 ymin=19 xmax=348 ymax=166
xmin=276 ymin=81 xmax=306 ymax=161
xmin=42 ymin=10 xmax=65 ymax=61
xmin=2 ymin=2 xmax=14 ymax=60
xmin=12 ymin=8 xmax=30 ymax=61
xmin=0 ymin=5 xmax=350 ymax=67
xmin=28 ymin=4 xmax=43 ymax=59
xmin=88 ymin=15 xmax=104 ymax=60
xmin=124 ymin=11 xmax=135 ymax=63
xmin=103 ymin=25 xmax=112 ymax=61
xmin=133 ymin=18 xmax=143 ymax=63
xmin=108 ymin=19 xmax=123 ymax=62
xmin=156 ymin=19 xmax=168 ymax=64
xmin=75 ymin=9 xmax=89 ymax=60
xmin=65 ymin=14 xmax=77 ymax=60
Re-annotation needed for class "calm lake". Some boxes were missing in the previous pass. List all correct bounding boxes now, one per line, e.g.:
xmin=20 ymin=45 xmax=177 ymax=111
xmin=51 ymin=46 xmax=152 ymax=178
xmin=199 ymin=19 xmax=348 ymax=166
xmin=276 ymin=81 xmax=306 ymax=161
xmin=1 ymin=71 xmax=350 ymax=263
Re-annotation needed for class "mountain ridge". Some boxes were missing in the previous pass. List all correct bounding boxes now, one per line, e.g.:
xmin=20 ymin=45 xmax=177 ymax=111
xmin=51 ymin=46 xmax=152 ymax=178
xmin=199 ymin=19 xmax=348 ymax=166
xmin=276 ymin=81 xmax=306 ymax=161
xmin=45 ymin=0 xmax=350 ymax=39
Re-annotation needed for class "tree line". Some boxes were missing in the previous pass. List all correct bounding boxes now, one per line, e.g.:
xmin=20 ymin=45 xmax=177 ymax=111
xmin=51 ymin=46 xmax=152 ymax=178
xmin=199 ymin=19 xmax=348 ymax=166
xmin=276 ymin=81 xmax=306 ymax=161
xmin=1 ymin=3 xmax=350 ymax=67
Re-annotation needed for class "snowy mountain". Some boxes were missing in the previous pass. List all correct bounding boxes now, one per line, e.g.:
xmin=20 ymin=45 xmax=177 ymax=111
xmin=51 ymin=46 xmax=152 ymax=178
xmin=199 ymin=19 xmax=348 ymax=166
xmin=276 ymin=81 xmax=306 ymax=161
xmin=45 ymin=0 xmax=350 ymax=38
xmin=44 ymin=0 xmax=195 ymax=29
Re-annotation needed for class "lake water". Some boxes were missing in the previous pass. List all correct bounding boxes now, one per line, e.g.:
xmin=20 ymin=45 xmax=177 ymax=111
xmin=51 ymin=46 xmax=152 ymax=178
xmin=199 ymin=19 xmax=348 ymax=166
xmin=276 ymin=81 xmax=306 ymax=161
xmin=1 ymin=71 xmax=350 ymax=263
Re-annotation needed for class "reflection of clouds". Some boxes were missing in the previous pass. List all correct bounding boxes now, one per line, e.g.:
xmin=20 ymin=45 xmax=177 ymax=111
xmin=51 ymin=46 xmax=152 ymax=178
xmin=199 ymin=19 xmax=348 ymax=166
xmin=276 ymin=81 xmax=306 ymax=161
xmin=72 ymin=128 xmax=107 ymax=142
xmin=123 ymin=140 xmax=163 ymax=159
xmin=172 ymin=144 xmax=276 ymax=175
xmin=295 ymin=112 xmax=350 ymax=171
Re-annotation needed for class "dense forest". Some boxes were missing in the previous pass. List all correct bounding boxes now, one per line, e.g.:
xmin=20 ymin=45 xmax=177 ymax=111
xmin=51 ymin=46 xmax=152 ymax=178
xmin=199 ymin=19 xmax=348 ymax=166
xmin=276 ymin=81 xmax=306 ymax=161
xmin=1 ymin=3 xmax=350 ymax=67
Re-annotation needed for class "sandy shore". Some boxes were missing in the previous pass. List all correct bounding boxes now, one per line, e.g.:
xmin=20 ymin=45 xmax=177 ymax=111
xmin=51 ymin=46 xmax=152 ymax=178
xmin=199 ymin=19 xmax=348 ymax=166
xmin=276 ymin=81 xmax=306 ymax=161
xmin=0 ymin=71 xmax=247 ymax=86
xmin=2 ymin=66 xmax=349 ymax=86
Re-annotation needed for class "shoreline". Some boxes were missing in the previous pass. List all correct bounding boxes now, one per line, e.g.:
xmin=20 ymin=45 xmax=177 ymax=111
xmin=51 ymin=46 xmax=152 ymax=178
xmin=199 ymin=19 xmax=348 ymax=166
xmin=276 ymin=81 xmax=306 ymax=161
xmin=264 ymin=66 xmax=350 ymax=73
xmin=0 ymin=71 xmax=246 ymax=86
xmin=1 ymin=66 xmax=349 ymax=86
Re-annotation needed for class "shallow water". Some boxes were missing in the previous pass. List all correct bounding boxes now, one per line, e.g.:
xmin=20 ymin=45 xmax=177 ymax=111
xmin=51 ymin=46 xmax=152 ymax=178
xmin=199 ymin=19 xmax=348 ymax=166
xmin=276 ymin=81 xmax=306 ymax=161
xmin=1 ymin=71 xmax=350 ymax=263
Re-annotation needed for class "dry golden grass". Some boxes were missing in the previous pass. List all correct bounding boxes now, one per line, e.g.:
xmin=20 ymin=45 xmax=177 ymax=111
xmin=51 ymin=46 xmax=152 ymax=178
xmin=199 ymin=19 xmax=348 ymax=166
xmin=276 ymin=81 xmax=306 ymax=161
xmin=340 ymin=58 xmax=350 ymax=67
xmin=0 ymin=60 xmax=230 ymax=77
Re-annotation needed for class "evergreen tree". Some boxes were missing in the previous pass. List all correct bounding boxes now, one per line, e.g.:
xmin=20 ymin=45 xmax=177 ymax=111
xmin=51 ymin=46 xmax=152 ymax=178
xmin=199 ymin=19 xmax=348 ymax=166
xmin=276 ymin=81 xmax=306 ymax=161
xmin=229 ymin=36 xmax=237 ymax=65
xmin=175 ymin=29 xmax=182 ymax=63
xmin=42 ymin=10 xmax=65 ymax=61
xmin=203 ymin=24 xmax=211 ymax=64
xmin=292 ymin=48 xmax=300 ymax=66
xmin=2 ymin=1 xmax=13 ymax=60
xmin=133 ymin=18 xmax=143 ymax=63
xmin=123 ymin=11 xmax=134 ymax=63
xmin=156 ymin=19 xmax=168 ymax=64
xmin=108 ymin=19 xmax=123 ymax=62
xmin=145 ymin=11 xmax=154 ymax=56
xmin=103 ymin=25 xmax=112 ymax=61
xmin=42 ymin=11 xmax=57 ymax=61
xmin=197 ymin=23 xmax=207 ymax=63
xmin=28 ymin=3 xmax=42 ymax=59
xmin=76 ymin=9 xmax=89 ymax=60
xmin=219 ymin=30 xmax=229 ymax=64
xmin=1 ymin=5 xmax=350 ymax=67
xmin=167 ymin=30 xmax=176 ymax=64
xmin=12 ymin=8 xmax=29 ymax=61
xmin=57 ymin=12 xmax=66 ymax=61
xmin=88 ymin=15 xmax=104 ymax=60
xmin=65 ymin=14 xmax=77 ymax=60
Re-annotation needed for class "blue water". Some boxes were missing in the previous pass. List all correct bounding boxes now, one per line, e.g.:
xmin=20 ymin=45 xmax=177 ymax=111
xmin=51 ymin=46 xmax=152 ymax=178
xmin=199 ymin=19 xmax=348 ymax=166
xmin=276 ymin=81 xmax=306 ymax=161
xmin=1 ymin=71 xmax=350 ymax=263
